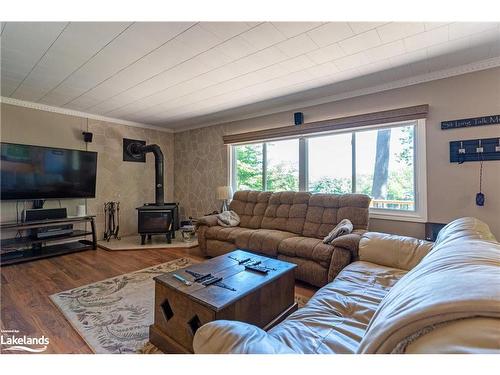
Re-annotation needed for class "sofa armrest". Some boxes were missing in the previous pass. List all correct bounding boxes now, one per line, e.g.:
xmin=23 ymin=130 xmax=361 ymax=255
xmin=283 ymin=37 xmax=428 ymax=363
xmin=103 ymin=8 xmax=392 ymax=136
xmin=358 ymin=232 xmax=434 ymax=271
xmin=193 ymin=320 xmax=296 ymax=354
xmin=329 ymin=231 xmax=364 ymax=258
xmin=196 ymin=214 xmax=219 ymax=228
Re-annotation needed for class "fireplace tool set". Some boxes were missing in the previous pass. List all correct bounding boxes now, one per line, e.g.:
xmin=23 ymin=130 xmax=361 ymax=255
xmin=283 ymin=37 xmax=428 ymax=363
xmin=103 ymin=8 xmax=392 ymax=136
xmin=103 ymin=201 xmax=120 ymax=241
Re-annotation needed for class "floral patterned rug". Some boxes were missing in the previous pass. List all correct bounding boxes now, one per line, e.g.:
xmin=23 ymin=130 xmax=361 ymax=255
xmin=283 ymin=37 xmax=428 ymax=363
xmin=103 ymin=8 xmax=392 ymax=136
xmin=50 ymin=258 xmax=194 ymax=354
xmin=50 ymin=258 xmax=311 ymax=354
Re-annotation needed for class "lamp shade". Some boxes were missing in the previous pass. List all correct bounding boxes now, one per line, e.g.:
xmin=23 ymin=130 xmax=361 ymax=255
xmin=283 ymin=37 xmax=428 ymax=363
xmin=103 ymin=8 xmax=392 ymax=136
xmin=216 ymin=186 xmax=232 ymax=200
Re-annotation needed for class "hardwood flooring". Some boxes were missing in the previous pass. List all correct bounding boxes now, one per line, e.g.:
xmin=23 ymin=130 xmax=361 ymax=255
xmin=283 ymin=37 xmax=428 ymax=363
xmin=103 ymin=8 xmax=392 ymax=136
xmin=0 ymin=246 xmax=316 ymax=354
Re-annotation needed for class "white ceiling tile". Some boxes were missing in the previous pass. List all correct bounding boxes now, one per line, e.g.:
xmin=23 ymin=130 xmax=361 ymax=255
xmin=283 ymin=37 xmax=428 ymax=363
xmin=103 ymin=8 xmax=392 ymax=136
xmin=389 ymin=49 xmax=427 ymax=67
xmin=40 ymin=22 xmax=194 ymax=106
xmin=376 ymin=22 xmax=426 ymax=43
xmin=1 ymin=22 xmax=68 ymax=96
xmin=404 ymin=26 xmax=449 ymax=52
xmin=306 ymin=43 xmax=346 ymax=64
xmin=13 ymin=22 xmax=130 ymax=101
xmin=349 ymin=22 xmax=388 ymax=34
xmin=307 ymin=22 xmax=353 ymax=47
xmin=278 ymin=55 xmax=316 ymax=75
xmin=2 ymin=21 xmax=498 ymax=130
xmin=199 ymin=22 xmax=253 ymax=40
xmin=240 ymin=23 xmax=287 ymax=50
xmin=305 ymin=62 xmax=339 ymax=78
xmin=365 ymin=40 xmax=406 ymax=62
xmin=333 ymin=52 xmax=370 ymax=71
xmin=448 ymin=22 xmax=498 ymax=40
xmin=424 ymin=22 xmax=450 ymax=31
xmin=271 ymin=22 xmax=323 ymax=38
xmin=275 ymin=34 xmax=318 ymax=57
xmin=338 ymin=30 xmax=381 ymax=55
xmin=194 ymin=48 xmax=234 ymax=70
xmin=174 ymin=24 xmax=223 ymax=54
xmin=210 ymin=36 xmax=258 ymax=60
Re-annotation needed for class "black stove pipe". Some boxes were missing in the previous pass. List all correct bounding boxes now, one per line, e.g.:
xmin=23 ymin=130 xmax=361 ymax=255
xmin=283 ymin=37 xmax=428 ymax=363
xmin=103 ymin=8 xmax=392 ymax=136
xmin=130 ymin=143 xmax=164 ymax=205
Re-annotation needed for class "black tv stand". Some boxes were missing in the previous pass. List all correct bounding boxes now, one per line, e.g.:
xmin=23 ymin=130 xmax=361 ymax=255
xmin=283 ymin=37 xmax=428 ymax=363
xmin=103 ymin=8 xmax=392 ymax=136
xmin=0 ymin=215 xmax=97 ymax=266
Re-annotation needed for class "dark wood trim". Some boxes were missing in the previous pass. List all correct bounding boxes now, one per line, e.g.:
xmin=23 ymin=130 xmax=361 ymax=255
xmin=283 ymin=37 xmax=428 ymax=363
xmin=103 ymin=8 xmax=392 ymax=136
xmin=223 ymin=104 xmax=429 ymax=144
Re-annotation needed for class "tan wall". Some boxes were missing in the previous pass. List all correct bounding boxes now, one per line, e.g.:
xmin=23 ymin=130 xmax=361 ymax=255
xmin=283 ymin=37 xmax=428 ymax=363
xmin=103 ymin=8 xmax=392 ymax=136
xmin=174 ymin=67 xmax=500 ymax=239
xmin=0 ymin=103 xmax=174 ymax=238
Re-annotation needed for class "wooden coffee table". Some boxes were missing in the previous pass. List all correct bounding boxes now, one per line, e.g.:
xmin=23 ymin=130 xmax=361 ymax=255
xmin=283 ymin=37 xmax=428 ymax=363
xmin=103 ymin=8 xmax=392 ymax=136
xmin=149 ymin=249 xmax=297 ymax=353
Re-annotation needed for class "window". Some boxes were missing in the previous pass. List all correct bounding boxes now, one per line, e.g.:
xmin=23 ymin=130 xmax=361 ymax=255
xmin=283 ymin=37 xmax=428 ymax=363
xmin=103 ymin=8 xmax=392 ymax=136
xmin=232 ymin=140 xmax=299 ymax=192
xmin=308 ymin=133 xmax=352 ymax=194
xmin=233 ymin=143 xmax=263 ymax=190
xmin=266 ymin=139 xmax=299 ymax=191
xmin=355 ymin=125 xmax=415 ymax=211
xmin=230 ymin=120 xmax=427 ymax=221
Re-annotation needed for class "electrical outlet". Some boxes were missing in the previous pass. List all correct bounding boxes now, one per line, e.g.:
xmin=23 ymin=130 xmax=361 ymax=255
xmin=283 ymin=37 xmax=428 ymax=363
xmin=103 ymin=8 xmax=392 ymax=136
xmin=476 ymin=147 xmax=484 ymax=153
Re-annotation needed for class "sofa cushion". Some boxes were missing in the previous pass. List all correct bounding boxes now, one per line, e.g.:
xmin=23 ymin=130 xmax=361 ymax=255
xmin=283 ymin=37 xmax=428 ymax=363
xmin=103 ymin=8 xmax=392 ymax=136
xmin=205 ymin=226 xmax=254 ymax=244
xmin=267 ymin=261 xmax=407 ymax=353
xmin=277 ymin=254 xmax=328 ymax=287
xmin=302 ymin=193 xmax=370 ymax=239
xmin=229 ymin=190 xmax=272 ymax=229
xmin=234 ymin=229 xmax=297 ymax=257
xmin=261 ymin=191 xmax=310 ymax=235
xmin=359 ymin=232 xmax=433 ymax=270
xmin=278 ymin=237 xmax=334 ymax=268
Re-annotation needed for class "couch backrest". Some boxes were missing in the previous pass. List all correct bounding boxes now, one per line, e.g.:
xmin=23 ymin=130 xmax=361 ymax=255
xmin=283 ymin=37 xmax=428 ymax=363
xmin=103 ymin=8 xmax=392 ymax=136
xmin=260 ymin=191 xmax=311 ymax=235
xmin=302 ymin=193 xmax=371 ymax=239
xmin=229 ymin=190 xmax=272 ymax=229
xmin=358 ymin=217 xmax=500 ymax=354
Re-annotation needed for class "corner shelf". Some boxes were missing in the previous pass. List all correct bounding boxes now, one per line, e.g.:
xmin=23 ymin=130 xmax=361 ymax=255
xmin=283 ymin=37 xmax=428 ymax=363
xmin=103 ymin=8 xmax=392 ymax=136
xmin=0 ymin=215 xmax=97 ymax=266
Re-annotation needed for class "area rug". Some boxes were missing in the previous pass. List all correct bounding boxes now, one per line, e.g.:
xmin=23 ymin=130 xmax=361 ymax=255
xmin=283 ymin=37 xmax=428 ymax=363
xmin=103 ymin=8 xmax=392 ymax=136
xmin=50 ymin=258 xmax=311 ymax=354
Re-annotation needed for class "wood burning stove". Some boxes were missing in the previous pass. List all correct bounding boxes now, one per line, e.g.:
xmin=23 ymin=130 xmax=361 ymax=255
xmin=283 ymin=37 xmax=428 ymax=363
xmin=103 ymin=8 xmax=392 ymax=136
xmin=125 ymin=141 xmax=179 ymax=245
xmin=136 ymin=203 xmax=179 ymax=245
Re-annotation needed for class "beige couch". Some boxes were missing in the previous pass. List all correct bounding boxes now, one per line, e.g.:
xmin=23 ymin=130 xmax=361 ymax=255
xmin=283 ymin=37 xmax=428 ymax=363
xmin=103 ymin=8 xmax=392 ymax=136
xmin=193 ymin=217 xmax=500 ymax=354
xmin=197 ymin=190 xmax=371 ymax=287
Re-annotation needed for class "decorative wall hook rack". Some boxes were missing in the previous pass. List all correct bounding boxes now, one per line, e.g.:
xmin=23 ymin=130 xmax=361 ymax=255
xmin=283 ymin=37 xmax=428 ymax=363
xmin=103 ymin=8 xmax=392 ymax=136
xmin=450 ymin=137 xmax=500 ymax=163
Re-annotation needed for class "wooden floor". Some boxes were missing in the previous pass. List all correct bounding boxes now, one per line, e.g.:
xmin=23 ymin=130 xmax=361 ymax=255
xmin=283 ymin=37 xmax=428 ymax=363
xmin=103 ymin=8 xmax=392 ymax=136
xmin=0 ymin=246 xmax=316 ymax=354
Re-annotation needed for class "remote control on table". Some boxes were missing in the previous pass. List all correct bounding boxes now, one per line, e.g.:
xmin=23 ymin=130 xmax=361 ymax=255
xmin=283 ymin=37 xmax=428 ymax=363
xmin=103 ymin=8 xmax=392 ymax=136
xmin=244 ymin=264 xmax=270 ymax=274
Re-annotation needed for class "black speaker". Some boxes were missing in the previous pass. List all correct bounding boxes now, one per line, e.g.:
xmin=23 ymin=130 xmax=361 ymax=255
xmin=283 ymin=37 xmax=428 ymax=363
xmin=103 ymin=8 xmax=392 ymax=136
xmin=82 ymin=132 xmax=93 ymax=143
xmin=294 ymin=112 xmax=304 ymax=125
xmin=23 ymin=208 xmax=67 ymax=222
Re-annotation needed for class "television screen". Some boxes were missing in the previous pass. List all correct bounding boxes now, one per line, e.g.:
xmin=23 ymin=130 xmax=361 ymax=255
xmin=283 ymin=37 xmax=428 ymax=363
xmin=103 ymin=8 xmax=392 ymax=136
xmin=1 ymin=142 xmax=97 ymax=200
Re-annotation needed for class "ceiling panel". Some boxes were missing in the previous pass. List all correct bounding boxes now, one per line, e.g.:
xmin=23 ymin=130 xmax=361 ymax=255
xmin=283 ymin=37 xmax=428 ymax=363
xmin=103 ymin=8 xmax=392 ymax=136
xmin=12 ymin=22 xmax=130 ymax=101
xmin=1 ymin=22 xmax=68 ymax=96
xmin=376 ymin=22 xmax=426 ymax=43
xmin=306 ymin=22 xmax=353 ymax=47
xmin=39 ymin=22 xmax=194 ymax=106
xmin=271 ymin=22 xmax=323 ymax=38
xmin=2 ymin=22 xmax=499 ymax=130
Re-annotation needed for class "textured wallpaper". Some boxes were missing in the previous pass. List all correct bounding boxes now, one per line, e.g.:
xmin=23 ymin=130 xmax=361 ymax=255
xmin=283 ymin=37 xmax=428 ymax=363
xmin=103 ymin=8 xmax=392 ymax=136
xmin=87 ymin=119 xmax=174 ymax=237
xmin=174 ymin=124 xmax=228 ymax=220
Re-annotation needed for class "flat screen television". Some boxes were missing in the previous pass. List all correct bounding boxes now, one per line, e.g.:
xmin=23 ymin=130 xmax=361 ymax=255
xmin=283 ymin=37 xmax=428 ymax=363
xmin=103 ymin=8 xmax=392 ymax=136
xmin=1 ymin=142 xmax=97 ymax=200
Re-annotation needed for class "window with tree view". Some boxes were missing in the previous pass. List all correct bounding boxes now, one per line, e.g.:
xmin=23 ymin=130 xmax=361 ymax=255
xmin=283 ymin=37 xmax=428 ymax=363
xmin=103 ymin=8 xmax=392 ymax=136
xmin=232 ymin=121 xmax=421 ymax=214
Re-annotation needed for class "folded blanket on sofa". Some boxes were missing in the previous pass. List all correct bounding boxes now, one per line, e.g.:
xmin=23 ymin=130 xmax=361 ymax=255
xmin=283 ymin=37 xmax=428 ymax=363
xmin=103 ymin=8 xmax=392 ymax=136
xmin=217 ymin=210 xmax=240 ymax=227
xmin=357 ymin=217 xmax=500 ymax=354
xmin=323 ymin=219 xmax=353 ymax=244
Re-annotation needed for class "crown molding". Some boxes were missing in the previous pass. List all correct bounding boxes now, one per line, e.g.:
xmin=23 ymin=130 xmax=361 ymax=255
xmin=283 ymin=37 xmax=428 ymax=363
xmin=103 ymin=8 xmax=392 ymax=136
xmin=0 ymin=96 xmax=174 ymax=133
xmin=169 ymin=56 xmax=500 ymax=133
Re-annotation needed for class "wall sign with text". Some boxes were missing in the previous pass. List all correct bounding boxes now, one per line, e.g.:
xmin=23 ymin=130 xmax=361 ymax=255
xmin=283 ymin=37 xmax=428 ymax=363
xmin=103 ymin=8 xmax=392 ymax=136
xmin=441 ymin=114 xmax=500 ymax=130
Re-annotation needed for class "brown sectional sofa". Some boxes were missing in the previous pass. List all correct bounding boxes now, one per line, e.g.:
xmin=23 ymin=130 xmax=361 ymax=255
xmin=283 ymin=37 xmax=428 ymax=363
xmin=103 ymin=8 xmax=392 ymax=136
xmin=197 ymin=190 xmax=371 ymax=287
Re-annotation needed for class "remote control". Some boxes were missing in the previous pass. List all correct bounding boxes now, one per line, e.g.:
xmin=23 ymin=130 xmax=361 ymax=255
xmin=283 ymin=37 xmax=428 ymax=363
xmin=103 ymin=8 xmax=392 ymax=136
xmin=245 ymin=264 xmax=270 ymax=274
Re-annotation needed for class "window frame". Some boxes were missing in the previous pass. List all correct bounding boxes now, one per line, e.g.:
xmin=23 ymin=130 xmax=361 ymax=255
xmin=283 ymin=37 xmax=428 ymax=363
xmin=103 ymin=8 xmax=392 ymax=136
xmin=229 ymin=119 xmax=427 ymax=222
